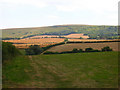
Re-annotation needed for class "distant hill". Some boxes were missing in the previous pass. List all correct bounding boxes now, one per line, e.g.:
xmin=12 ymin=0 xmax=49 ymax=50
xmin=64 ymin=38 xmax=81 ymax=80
xmin=2 ymin=24 xmax=118 ymax=39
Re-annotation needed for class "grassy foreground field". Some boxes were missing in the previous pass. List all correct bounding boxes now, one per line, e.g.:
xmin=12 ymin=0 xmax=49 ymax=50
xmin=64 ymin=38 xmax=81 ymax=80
xmin=3 ymin=52 xmax=118 ymax=88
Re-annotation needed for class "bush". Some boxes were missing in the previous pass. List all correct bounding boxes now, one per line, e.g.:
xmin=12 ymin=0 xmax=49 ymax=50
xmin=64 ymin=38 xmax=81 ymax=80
xmin=85 ymin=48 xmax=94 ymax=52
xmin=25 ymin=45 xmax=43 ymax=55
xmin=72 ymin=48 xmax=79 ymax=53
xmin=78 ymin=49 xmax=83 ymax=52
xmin=101 ymin=46 xmax=113 ymax=51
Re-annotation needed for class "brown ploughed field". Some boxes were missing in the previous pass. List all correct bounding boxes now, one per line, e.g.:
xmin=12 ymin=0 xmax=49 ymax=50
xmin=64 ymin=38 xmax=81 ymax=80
xmin=47 ymin=42 xmax=119 ymax=52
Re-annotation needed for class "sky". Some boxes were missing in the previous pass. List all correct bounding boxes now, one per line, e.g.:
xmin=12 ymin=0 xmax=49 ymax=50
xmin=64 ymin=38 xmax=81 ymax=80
xmin=0 ymin=0 xmax=119 ymax=29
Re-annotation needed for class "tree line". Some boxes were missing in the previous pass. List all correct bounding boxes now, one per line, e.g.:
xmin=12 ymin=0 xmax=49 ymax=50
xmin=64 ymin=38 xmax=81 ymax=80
xmin=44 ymin=46 xmax=113 ymax=54
xmin=25 ymin=43 xmax=113 ymax=55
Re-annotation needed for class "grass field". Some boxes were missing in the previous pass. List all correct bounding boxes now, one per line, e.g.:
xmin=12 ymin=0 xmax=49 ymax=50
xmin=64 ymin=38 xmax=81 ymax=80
xmin=47 ymin=42 xmax=119 ymax=52
xmin=3 ymin=52 xmax=118 ymax=88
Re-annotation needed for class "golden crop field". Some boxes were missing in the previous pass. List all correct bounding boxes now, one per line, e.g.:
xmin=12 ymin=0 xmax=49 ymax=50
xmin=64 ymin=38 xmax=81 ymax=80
xmin=3 ymin=38 xmax=64 ymax=48
xmin=26 ymin=34 xmax=89 ymax=39
xmin=47 ymin=42 xmax=119 ymax=52
xmin=64 ymin=34 xmax=89 ymax=39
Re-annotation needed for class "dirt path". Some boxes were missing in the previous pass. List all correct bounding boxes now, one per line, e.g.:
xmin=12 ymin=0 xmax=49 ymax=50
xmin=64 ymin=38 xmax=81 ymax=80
xmin=27 ymin=56 xmax=45 ymax=87
xmin=27 ymin=56 xmax=59 ymax=88
xmin=28 ymin=56 xmax=41 ymax=77
xmin=27 ymin=55 xmax=72 ymax=88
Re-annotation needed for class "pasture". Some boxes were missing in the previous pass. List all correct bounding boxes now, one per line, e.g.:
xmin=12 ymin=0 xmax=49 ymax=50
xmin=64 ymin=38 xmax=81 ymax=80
xmin=3 ymin=52 xmax=118 ymax=88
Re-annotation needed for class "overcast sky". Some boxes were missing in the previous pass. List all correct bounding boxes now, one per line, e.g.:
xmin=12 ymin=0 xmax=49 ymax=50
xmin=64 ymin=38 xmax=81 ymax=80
xmin=0 ymin=0 xmax=119 ymax=29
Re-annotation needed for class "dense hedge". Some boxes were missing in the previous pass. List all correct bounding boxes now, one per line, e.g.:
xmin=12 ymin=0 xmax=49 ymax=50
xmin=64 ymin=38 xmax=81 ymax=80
xmin=25 ymin=42 xmax=65 ymax=55
xmin=25 ymin=41 xmax=113 ymax=55
xmin=42 ymin=42 xmax=65 ymax=51
xmin=2 ymin=42 xmax=21 ymax=61
xmin=67 ymin=40 xmax=120 ymax=44
xmin=44 ymin=46 xmax=112 ymax=54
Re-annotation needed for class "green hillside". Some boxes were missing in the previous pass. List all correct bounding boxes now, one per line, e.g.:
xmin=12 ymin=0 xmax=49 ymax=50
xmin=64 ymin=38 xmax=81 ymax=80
xmin=3 ymin=52 xmax=118 ymax=88
xmin=2 ymin=25 xmax=118 ymax=39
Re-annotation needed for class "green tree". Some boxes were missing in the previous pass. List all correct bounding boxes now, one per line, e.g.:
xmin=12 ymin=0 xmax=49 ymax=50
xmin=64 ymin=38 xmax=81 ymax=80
xmin=85 ymin=48 xmax=93 ymax=52
xmin=25 ymin=45 xmax=43 ymax=55
xmin=78 ymin=49 xmax=83 ymax=52
xmin=101 ymin=46 xmax=112 ymax=51
xmin=72 ymin=48 xmax=78 ymax=53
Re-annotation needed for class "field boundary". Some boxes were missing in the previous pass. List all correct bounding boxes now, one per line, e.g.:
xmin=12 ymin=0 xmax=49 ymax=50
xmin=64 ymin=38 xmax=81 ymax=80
xmin=67 ymin=39 xmax=120 ymax=43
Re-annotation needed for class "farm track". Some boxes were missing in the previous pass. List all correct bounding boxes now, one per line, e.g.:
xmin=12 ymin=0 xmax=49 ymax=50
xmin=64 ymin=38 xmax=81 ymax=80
xmin=27 ymin=55 xmax=57 ymax=87
xmin=27 ymin=56 xmax=72 ymax=88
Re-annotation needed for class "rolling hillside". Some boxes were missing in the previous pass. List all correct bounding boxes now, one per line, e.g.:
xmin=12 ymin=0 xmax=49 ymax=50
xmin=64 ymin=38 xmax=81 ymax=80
xmin=2 ymin=25 xmax=118 ymax=39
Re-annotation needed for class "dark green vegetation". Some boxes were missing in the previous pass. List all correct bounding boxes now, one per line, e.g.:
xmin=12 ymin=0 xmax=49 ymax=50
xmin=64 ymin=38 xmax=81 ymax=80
xmin=101 ymin=46 xmax=113 ymax=51
xmin=2 ymin=25 xmax=118 ymax=39
xmin=25 ymin=45 xmax=44 ymax=55
xmin=25 ymin=42 xmax=65 ymax=55
xmin=25 ymin=41 xmax=113 ymax=55
xmin=44 ymin=46 xmax=112 ymax=54
xmin=2 ymin=42 xmax=21 ymax=62
xmin=3 ymin=52 xmax=118 ymax=88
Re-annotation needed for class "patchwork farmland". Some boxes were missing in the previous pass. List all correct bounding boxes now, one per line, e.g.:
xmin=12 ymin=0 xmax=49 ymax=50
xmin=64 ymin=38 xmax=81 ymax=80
xmin=2 ymin=25 xmax=119 ymax=88
xmin=3 ymin=37 xmax=120 ymax=49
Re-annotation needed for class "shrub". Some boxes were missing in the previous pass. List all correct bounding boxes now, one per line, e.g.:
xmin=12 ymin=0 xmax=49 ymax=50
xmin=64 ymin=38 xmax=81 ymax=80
xmin=78 ymin=49 xmax=83 ymax=52
xmin=85 ymin=48 xmax=94 ymax=52
xmin=101 ymin=46 xmax=113 ymax=51
xmin=72 ymin=48 xmax=79 ymax=53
